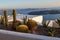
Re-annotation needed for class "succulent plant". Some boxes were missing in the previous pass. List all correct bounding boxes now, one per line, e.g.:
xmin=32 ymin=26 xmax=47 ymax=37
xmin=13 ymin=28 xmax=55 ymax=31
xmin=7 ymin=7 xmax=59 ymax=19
xmin=48 ymin=27 xmax=55 ymax=37
xmin=4 ymin=10 xmax=8 ymax=26
xmin=1 ymin=16 xmax=4 ymax=24
xmin=16 ymin=25 xmax=29 ymax=33
xmin=12 ymin=9 xmax=16 ymax=23
xmin=0 ymin=15 xmax=2 ymax=20
xmin=27 ymin=19 xmax=38 ymax=31
xmin=0 ymin=16 xmax=4 ymax=24
xmin=42 ymin=20 xmax=50 ymax=27
xmin=12 ymin=9 xmax=17 ymax=30
xmin=56 ymin=18 xmax=60 ymax=26
xmin=23 ymin=16 xmax=28 ymax=25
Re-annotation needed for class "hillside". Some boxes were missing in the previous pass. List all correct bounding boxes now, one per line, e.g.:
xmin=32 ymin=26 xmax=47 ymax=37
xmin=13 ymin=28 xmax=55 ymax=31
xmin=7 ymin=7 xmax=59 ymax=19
xmin=28 ymin=10 xmax=60 ymax=15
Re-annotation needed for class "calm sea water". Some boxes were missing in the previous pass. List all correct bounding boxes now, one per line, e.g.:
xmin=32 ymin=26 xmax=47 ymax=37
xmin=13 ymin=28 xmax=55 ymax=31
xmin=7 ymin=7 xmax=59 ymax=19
xmin=43 ymin=14 xmax=60 ymax=20
xmin=0 ymin=9 xmax=60 ymax=20
xmin=16 ymin=10 xmax=60 ymax=20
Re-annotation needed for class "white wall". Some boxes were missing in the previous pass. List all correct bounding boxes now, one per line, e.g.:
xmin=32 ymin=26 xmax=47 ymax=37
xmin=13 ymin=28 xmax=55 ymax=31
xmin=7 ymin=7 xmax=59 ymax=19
xmin=0 ymin=29 xmax=60 ymax=40
xmin=48 ymin=20 xmax=60 ymax=28
xmin=32 ymin=16 xmax=43 ymax=25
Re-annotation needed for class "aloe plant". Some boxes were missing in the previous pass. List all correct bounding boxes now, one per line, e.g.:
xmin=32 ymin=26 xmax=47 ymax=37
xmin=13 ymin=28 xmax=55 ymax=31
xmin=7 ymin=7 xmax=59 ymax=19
xmin=48 ymin=28 xmax=55 ymax=37
xmin=42 ymin=20 xmax=50 ymax=27
xmin=23 ymin=16 xmax=28 ymax=25
xmin=56 ymin=18 xmax=60 ymax=26
xmin=0 ymin=16 xmax=4 ymax=24
xmin=1 ymin=16 xmax=4 ymax=24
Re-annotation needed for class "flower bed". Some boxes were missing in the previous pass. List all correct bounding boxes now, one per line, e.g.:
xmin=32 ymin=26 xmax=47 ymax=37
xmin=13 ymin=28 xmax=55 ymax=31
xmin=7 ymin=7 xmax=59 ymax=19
xmin=36 ymin=26 xmax=60 ymax=37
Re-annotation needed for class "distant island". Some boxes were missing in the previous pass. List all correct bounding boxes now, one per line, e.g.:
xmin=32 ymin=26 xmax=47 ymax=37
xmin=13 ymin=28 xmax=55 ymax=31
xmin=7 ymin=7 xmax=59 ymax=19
xmin=28 ymin=10 xmax=60 ymax=15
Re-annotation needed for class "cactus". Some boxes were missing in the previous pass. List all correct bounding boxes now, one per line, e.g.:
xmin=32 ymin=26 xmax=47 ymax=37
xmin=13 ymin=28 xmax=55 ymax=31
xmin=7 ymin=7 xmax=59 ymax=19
xmin=42 ymin=20 xmax=50 ymax=27
xmin=16 ymin=25 xmax=29 ymax=33
xmin=12 ymin=9 xmax=17 ymax=29
xmin=23 ymin=16 xmax=28 ymax=25
xmin=4 ymin=10 xmax=8 ymax=26
xmin=48 ymin=27 xmax=55 ymax=37
xmin=12 ymin=9 xmax=16 ymax=23
xmin=27 ymin=19 xmax=38 ymax=31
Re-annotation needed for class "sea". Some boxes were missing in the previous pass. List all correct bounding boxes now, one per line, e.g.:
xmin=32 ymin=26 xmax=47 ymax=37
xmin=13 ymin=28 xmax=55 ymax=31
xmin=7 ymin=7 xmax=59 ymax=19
xmin=0 ymin=9 xmax=60 ymax=20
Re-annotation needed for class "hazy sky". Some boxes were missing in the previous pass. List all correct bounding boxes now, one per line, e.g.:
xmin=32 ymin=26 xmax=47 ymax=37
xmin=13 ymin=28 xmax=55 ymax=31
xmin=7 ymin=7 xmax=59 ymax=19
xmin=0 ymin=0 xmax=60 ymax=8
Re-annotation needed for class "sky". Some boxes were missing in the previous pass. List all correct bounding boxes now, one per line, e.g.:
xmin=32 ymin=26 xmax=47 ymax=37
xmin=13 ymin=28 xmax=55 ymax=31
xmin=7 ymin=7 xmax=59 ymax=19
xmin=0 ymin=0 xmax=60 ymax=9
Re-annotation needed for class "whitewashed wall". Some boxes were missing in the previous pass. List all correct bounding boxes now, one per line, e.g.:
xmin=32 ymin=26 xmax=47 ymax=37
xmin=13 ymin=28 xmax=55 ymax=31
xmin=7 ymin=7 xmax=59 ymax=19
xmin=0 ymin=29 xmax=60 ymax=40
xmin=48 ymin=20 xmax=60 ymax=28
xmin=32 ymin=16 xmax=43 ymax=25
